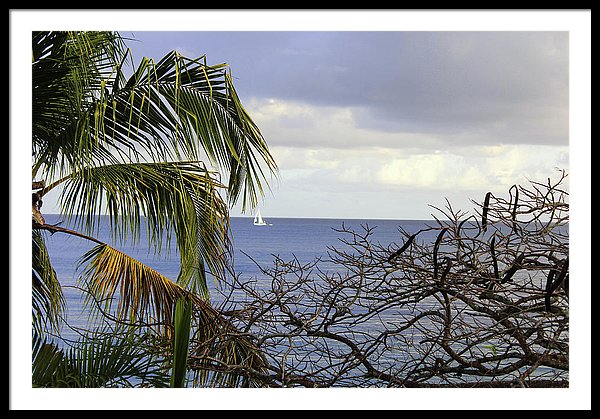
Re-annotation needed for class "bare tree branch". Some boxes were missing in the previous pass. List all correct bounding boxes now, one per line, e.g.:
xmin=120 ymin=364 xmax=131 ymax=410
xmin=189 ymin=172 xmax=569 ymax=387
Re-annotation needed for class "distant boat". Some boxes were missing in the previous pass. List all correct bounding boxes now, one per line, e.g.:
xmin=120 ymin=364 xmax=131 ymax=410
xmin=253 ymin=210 xmax=270 ymax=226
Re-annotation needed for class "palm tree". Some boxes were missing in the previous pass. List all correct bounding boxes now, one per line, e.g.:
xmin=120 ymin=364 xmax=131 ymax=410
xmin=31 ymin=31 xmax=276 ymax=387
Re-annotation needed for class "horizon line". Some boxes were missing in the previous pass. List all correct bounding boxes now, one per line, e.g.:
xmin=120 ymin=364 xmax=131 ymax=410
xmin=42 ymin=213 xmax=441 ymax=222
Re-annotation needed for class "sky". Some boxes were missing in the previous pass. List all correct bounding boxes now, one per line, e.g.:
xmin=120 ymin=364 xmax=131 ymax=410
xmin=120 ymin=28 xmax=572 ymax=220
xmin=9 ymin=10 xmax=591 ymax=410
xmin=19 ymin=13 xmax=579 ymax=220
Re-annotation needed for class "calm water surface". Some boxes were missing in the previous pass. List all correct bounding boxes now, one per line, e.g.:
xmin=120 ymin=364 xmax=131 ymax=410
xmin=43 ymin=214 xmax=435 ymax=334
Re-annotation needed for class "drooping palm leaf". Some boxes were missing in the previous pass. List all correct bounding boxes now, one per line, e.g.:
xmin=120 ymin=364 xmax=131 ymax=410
xmin=34 ymin=35 xmax=277 ymax=211
xmin=79 ymin=243 xmax=193 ymax=327
xmin=32 ymin=31 xmax=275 ymax=388
xmin=105 ymin=50 xmax=277 ymax=210
xmin=188 ymin=317 xmax=270 ymax=388
xmin=32 ymin=31 xmax=127 ymax=180
xmin=77 ymin=243 xmax=268 ymax=386
xmin=59 ymin=161 xmax=230 ymax=296
xmin=32 ymin=230 xmax=65 ymax=334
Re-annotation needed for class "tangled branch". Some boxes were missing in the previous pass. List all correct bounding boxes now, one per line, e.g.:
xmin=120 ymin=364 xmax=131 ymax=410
xmin=197 ymin=171 xmax=569 ymax=387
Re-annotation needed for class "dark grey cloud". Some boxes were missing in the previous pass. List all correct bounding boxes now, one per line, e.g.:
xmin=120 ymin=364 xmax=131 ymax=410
xmin=129 ymin=31 xmax=569 ymax=146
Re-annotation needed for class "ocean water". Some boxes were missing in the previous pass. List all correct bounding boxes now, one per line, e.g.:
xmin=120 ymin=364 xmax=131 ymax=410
xmin=39 ymin=214 xmax=567 ymax=385
xmin=43 ymin=214 xmax=435 ymax=336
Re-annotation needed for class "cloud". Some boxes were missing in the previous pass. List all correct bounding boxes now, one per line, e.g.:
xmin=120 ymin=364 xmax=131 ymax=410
xmin=248 ymin=92 xmax=570 ymax=218
xmin=128 ymin=30 xmax=572 ymax=219
xmin=377 ymin=154 xmax=466 ymax=189
xmin=270 ymin=144 xmax=568 ymax=193
xmin=249 ymin=143 xmax=568 ymax=220
xmin=247 ymin=98 xmax=446 ymax=150
xmin=248 ymin=31 xmax=568 ymax=146
xmin=130 ymin=31 xmax=568 ymax=149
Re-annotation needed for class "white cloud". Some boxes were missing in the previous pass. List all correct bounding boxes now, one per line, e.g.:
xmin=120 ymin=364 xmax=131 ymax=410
xmin=377 ymin=154 xmax=449 ymax=188
xmin=244 ymin=97 xmax=569 ymax=216
xmin=266 ymin=143 xmax=568 ymax=200
xmin=250 ymin=96 xmax=569 ymax=198
xmin=305 ymin=149 xmax=340 ymax=170
xmin=247 ymin=98 xmax=358 ymax=148
xmin=247 ymin=98 xmax=444 ymax=150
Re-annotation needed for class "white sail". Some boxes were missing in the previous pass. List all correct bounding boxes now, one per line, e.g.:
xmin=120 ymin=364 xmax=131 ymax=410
xmin=253 ymin=209 xmax=267 ymax=226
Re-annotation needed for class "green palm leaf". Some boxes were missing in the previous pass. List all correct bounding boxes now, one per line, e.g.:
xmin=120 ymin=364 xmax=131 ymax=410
xmin=34 ymin=38 xmax=277 ymax=211
xmin=32 ymin=31 xmax=127 ymax=179
xmin=105 ymin=51 xmax=277 ymax=210
xmin=32 ymin=329 xmax=170 ymax=388
xmin=32 ymin=333 xmax=70 ymax=387
xmin=59 ymin=161 xmax=230 ymax=296
xmin=32 ymin=230 xmax=65 ymax=334
xmin=32 ymin=31 xmax=276 ymax=388
xmin=77 ymin=243 xmax=268 ymax=386
xmin=171 ymin=297 xmax=193 ymax=388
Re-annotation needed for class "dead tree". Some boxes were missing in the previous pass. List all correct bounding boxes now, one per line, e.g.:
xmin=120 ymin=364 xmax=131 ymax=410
xmin=189 ymin=171 xmax=569 ymax=388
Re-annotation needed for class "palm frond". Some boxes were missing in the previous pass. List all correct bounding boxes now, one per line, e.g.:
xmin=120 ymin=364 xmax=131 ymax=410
xmin=77 ymin=243 xmax=269 ymax=386
xmin=171 ymin=297 xmax=193 ymax=388
xmin=60 ymin=161 xmax=230 ymax=296
xmin=32 ymin=230 xmax=65 ymax=334
xmin=97 ymin=50 xmax=278 ymax=210
xmin=78 ymin=243 xmax=193 ymax=328
xmin=188 ymin=316 xmax=270 ymax=388
xmin=32 ymin=31 xmax=127 ymax=179
xmin=34 ymin=40 xmax=277 ymax=211
xmin=32 ymin=328 xmax=170 ymax=388
xmin=32 ymin=333 xmax=71 ymax=387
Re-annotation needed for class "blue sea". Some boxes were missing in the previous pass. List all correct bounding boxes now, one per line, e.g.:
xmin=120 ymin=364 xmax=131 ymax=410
xmin=39 ymin=214 xmax=566 ymax=386
xmin=43 ymin=214 xmax=437 ymax=337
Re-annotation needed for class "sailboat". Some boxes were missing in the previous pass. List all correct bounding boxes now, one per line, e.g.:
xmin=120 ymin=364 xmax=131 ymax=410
xmin=253 ymin=209 xmax=269 ymax=226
